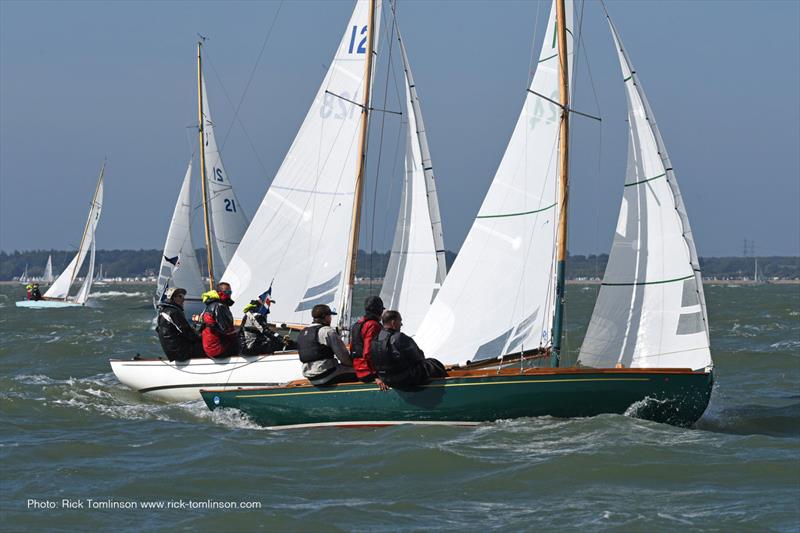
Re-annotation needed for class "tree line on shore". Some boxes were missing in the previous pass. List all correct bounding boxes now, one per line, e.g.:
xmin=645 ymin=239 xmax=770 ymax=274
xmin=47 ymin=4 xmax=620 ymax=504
xmin=1 ymin=249 xmax=797 ymax=281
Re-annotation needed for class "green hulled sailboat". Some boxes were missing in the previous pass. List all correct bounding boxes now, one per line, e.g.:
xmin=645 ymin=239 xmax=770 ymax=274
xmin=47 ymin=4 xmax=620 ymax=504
xmin=202 ymin=0 xmax=714 ymax=428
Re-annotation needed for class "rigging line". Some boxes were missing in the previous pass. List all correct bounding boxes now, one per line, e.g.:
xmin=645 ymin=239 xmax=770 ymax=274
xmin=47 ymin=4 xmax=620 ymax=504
xmin=527 ymin=0 xmax=542 ymax=86
xmin=368 ymin=3 xmax=398 ymax=288
xmin=204 ymin=51 xmax=273 ymax=184
xmin=220 ymin=0 xmax=284 ymax=150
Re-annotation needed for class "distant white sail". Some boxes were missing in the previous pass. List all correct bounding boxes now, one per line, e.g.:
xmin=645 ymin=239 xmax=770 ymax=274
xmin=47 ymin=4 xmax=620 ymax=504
xmin=201 ymin=74 xmax=250 ymax=276
xmin=222 ymin=0 xmax=381 ymax=326
xmin=577 ymin=18 xmax=711 ymax=371
xmin=156 ymin=160 xmax=205 ymax=300
xmin=380 ymin=35 xmax=444 ymax=336
xmin=46 ymin=164 xmax=105 ymax=301
xmin=74 ymin=239 xmax=95 ymax=305
xmin=415 ymin=0 xmax=573 ymax=366
xmin=43 ymin=255 xmax=53 ymax=283
xmin=20 ymin=264 xmax=29 ymax=283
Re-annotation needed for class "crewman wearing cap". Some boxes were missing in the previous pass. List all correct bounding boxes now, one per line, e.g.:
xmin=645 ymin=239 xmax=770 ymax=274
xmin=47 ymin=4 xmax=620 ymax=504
xmin=156 ymin=287 xmax=204 ymax=361
xmin=296 ymin=304 xmax=356 ymax=386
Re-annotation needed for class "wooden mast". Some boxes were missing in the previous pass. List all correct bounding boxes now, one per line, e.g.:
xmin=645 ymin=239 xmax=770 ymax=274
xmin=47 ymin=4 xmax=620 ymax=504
xmin=67 ymin=160 xmax=105 ymax=300
xmin=341 ymin=0 xmax=377 ymax=325
xmin=197 ymin=40 xmax=215 ymax=290
xmin=551 ymin=0 xmax=570 ymax=367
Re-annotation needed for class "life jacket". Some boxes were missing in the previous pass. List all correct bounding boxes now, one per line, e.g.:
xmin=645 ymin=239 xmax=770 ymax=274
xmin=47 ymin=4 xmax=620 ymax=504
xmin=371 ymin=329 xmax=419 ymax=379
xmin=297 ymin=323 xmax=335 ymax=364
xmin=350 ymin=317 xmax=368 ymax=358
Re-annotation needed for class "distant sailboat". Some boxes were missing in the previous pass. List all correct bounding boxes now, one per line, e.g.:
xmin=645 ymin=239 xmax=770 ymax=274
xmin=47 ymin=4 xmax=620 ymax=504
xmin=42 ymin=255 xmax=54 ymax=284
xmin=16 ymin=163 xmax=105 ymax=308
xmin=18 ymin=264 xmax=29 ymax=284
xmin=155 ymin=41 xmax=250 ymax=312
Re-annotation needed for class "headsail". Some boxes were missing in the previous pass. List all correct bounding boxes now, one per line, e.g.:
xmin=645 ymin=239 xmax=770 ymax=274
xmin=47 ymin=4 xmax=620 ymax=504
xmin=577 ymin=16 xmax=711 ymax=371
xmin=156 ymin=160 xmax=205 ymax=301
xmin=45 ymin=163 xmax=105 ymax=300
xmin=200 ymin=74 xmax=250 ymax=277
xmin=380 ymin=29 xmax=445 ymax=335
xmin=414 ymin=0 xmax=573 ymax=366
xmin=74 ymin=239 xmax=96 ymax=305
xmin=222 ymin=0 xmax=382 ymax=326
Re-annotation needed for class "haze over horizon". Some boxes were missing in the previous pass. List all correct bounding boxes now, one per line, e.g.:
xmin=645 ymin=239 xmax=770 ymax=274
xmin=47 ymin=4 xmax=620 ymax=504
xmin=1 ymin=0 xmax=798 ymax=258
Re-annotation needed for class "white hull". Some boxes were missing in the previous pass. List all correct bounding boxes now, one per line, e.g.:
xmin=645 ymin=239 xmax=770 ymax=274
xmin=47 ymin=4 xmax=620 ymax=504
xmin=110 ymin=352 xmax=304 ymax=402
xmin=15 ymin=300 xmax=83 ymax=308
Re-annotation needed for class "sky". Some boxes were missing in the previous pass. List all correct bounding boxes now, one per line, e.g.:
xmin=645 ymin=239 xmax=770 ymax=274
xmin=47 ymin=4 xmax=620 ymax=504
xmin=1 ymin=0 xmax=798 ymax=258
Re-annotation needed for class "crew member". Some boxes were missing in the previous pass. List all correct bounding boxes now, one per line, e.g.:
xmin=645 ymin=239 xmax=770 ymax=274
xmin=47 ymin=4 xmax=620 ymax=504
xmin=240 ymin=299 xmax=287 ymax=355
xmin=201 ymin=282 xmax=240 ymax=358
xmin=371 ymin=310 xmax=447 ymax=389
xmin=297 ymin=304 xmax=355 ymax=386
xmin=350 ymin=295 xmax=387 ymax=389
xmin=29 ymin=283 xmax=42 ymax=301
xmin=156 ymin=287 xmax=204 ymax=361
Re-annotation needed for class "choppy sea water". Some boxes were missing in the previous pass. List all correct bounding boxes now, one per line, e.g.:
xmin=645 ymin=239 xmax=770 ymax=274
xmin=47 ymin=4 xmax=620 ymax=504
xmin=1 ymin=283 xmax=798 ymax=531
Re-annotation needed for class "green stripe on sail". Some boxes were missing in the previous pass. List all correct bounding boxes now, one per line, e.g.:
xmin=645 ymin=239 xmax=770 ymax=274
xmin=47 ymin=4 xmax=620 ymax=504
xmin=602 ymin=274 xmax=694 ymax=287
xmin=539 ymin=53 xmax=558 ymax=63
xmin=623 ymin=75 xmax=633 ymax=82
xmin=625 ymin=172 xmax=665 ymax=187
xmin=476 ymin=202 xmax=557 ymax=220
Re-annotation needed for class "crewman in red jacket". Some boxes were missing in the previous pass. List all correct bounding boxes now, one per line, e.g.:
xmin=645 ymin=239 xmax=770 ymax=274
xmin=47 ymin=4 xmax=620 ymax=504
xmin=350 ymin=295 xmax=387 ymax=390
xmin=201 ymin=282 xmax=240 ymax=358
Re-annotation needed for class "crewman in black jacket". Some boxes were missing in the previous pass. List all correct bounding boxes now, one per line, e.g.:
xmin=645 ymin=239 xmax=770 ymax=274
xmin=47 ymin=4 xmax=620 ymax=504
xmin=371 ymin=310 xmax=447 ymax=389
xmin=156 ymin=287 xmax=205 ymax=361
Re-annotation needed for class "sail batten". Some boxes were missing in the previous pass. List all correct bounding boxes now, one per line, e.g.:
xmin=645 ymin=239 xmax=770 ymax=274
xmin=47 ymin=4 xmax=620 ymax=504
xmin=414 ymin=0 xmax=573 ymax=366
xmin=578 ymin=16 xmax=711 ymax=371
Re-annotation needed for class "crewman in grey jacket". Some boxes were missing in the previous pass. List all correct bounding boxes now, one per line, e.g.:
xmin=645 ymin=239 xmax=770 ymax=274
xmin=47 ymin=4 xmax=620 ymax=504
xmin=296 ymin=304 xmax=355 ymax=386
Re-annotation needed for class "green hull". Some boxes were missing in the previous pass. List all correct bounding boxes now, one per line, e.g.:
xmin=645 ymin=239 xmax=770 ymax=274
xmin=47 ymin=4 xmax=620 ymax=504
xmin=201 ymin=369 xmax=714 ymax=428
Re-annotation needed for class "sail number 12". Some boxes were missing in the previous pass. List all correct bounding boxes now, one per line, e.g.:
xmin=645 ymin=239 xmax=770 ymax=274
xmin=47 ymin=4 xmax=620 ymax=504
xmin=347 ymin=25 xmax=368 ymax=54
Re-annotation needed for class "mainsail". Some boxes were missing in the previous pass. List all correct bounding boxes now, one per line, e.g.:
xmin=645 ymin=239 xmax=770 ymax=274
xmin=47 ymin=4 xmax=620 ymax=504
xmin=414 ymin=0 xmax=573 ymax=366
xmin=45 ymin=163 xmax=105 ymax=301
xmin=222 ymin=0 xmax=381 ymax=326
xmin=200 ymin=74 xmax=250 ymax=276
xmin=380 ymin=29 xmax=446 ymax=336
xmin=577 ymin=17 xmax=712 ymax=371
xmin=156 ymin=160 xmax=205 ymax=300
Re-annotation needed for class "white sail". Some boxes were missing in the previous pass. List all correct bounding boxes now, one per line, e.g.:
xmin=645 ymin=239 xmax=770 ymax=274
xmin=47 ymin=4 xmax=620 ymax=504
xmin=43 ymin=255 xmax=53 ymax=283
xmin=380 ymin=45 xmax=442 ymax=335
xmin=415 ymin=0 xmax=573 ymax=366
xmin=222 ymin=0 xmax=381 ymax=326
xmin=577 ymin=18 xmax=711 ymax=371
xmin=201 ymin=74 xmax=250 ymax=276
xmin=45 ymin=165 xmax=105 ymax=300
xmin=74 ymin=239 xmax=95 ymax=305
xmin=156 ymin=160 xmax=205 ymax=300
xmin=20 ymin=265 xmax=29 ymax=283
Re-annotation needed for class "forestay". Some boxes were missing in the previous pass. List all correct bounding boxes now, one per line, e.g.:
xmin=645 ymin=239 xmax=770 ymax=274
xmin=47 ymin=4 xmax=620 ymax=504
xmin=156 ymin=160 xmax=205 ymax=300
xmin=222 ymin=0 xmax=381 ymax=326
xmin=380 ymin=32 xmax=444 ymax=336
xmin=45 ymin=167 xmax=105 ymax=300
xmin=577 ymin=18 xmax=711 ymax=371
xmin=201 ymin=74 xmax=250 ymax=276
xmin=414 ymin=0 xmax=573 ymax=366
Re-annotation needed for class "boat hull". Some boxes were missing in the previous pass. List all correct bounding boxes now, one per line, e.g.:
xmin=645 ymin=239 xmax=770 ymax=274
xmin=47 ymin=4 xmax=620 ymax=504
xmin=15 ymin=300 xmax=83 ymax=308
xmin=201 ymin=368 xmax=713 ymax=428
xmin=110 ymin=352 xmax=304 ymax=402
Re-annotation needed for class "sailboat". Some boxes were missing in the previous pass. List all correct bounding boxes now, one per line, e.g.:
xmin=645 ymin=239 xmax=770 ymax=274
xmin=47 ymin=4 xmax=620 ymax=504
xmin=18 ymin=264 xmax=29 ymax=284
xmin=201 ymin=0 xmax=713 ymax=428
xmin=110 ymin=16 xmax=445 ymax=402
xmin=16 ymin=163 xmax=105 ymax=308
xmin=94 ymin=264 xmax=106 ymax=285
